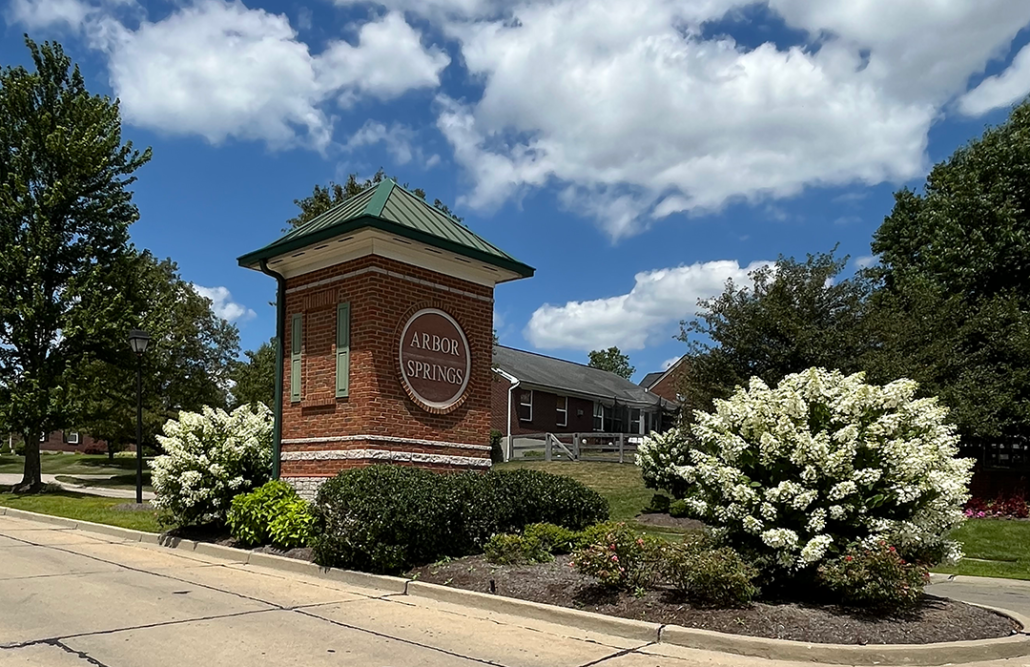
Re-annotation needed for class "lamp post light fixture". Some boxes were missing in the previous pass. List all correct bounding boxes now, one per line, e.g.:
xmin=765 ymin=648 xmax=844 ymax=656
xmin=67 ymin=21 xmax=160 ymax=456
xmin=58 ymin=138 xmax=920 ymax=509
xmin=128 ymin=329 xmax=150 ymax=505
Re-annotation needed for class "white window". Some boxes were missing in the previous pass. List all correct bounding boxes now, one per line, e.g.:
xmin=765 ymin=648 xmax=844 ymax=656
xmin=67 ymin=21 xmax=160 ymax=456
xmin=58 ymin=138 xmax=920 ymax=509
xmin=556 ymin=396 xmax=568 ymax=427
xmin=519 ymin=390 xmax=533 ymax=422
xmin=66 ymin=432 xmax=80 ymax=445
xmin=593 ymin=402 xmax=604 ymax=431
xmin=630 ymin=409 xmax=641 ymax=434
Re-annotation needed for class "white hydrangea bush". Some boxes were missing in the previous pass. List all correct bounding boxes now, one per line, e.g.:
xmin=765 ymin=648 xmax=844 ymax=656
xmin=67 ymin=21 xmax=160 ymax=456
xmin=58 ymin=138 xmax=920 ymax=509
xmin=643 ymin=368 xmax=973 ymax=571
xmin=150 ymin=404 xmax=273 ymax=526
xmin=636 ymin=426 xmax=696 ymax=498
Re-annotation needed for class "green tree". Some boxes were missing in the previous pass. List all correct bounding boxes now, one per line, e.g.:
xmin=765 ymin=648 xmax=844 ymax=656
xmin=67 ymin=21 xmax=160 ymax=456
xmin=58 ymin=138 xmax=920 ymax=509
xmin=0 ymin=38 xmax=151 ymax=491
xmin=870 ymin=101 xmax=1030 ymax=448
xmin=287 ymin=169 xmax=461 ymax=230
xmin=73 ymin=252 xmax=240 ymax=457
xmin=587 ymin=347 xmax=636 ymax=379
xmin=679 ymin=251 xmax=873 ymax=416
xmin=230 ymin=339 xmax=276 ymax=410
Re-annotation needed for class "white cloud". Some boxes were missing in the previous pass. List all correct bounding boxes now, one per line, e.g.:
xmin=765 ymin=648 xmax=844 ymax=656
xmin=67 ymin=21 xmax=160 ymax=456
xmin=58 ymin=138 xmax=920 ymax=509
xmin=958 ymin=43 xmax=1030 ymax=116
xmin=429 ymin=0 xmax=1030 ymax=238
xmin=661 ymin=356 xmax=681 ymax=371
xmin=6 ymin=0 xmax=89 ymax=30
xmin=853 ymin=255 xmax=876 ymax=269
xmin=10 ymin=0 xmax=449 ymax=150
xmin=525 ymin=259 xmax=771 ymax=351
xmin=192 ymin=285 xmax=256 ymax=323
xmin=345 ymin=120 xmax=439 ymax=166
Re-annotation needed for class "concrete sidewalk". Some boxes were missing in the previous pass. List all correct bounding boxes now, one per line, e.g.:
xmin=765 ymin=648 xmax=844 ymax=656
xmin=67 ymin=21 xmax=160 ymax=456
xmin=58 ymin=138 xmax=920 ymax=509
xmin=0 ymin=514 xmax=1025 ymax=667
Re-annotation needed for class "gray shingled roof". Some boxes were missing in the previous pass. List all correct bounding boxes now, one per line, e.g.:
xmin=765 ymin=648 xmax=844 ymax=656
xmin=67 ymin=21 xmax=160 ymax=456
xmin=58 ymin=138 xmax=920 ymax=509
xmin=639 ymin=371 xmax=663 ymax=389
xmin=493 ymin=346 xmax=675 ymax=408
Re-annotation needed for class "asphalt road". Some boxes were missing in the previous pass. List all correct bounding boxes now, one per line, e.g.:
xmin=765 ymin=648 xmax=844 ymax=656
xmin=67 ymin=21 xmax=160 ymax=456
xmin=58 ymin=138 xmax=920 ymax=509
xmin=1 ymin=514 xmax=1028 ymax=667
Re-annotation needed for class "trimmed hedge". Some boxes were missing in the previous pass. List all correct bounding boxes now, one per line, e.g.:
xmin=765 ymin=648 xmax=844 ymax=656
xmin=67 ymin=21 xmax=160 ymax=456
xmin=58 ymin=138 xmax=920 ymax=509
xmin=311 ymin=465 xmax=609 ymax=573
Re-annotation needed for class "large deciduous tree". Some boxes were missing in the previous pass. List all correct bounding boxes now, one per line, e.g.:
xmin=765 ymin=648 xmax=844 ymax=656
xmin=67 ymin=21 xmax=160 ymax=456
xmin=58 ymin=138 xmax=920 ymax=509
xmin=73 ymin=252 xmax=240 ymax=456
xmin=869 ymin=101 xmax=1030 ymax=448
xmin=679 ymin=251 xmax=873 ymax=416
xmin=0 ymin=38 xmax=150 ymax=491
xmin=587 ymin=346 xmax=635 ymax=379
xmin=229 ymin=339 xmax=276 ymax=410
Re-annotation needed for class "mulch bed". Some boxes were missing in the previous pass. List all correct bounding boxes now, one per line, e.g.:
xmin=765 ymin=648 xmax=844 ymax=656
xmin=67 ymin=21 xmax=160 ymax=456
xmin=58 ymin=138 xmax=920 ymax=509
xmin=410 ymin=554 xmax=1020 ymax=645
xmin=633 ymin=512 xmax=706 ymax=530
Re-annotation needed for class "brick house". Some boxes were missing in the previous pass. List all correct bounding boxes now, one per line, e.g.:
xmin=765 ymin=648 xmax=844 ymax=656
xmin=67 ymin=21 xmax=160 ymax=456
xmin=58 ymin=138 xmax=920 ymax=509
xmin=238 ymin=179 xmax=534 ymax=498
xmin=4 ymin=431 xmax=109 ymax=454
xmin=639 ymin=355 xmax=689 ymax=404
xmin=491 ymin=346 xmax=678 ymax=457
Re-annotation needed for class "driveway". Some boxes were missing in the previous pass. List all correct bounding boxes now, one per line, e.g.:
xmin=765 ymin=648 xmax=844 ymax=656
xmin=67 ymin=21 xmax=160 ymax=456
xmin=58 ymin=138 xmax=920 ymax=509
xmin=0 ymin=514 xmax=1025 ymax=667
xmin=0 ymin=473 xmax=155 ymax=500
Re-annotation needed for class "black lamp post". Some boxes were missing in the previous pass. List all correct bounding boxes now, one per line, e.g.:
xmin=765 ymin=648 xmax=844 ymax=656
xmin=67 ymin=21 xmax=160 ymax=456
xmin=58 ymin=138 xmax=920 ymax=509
xmin=128 ymin=329 xmax=150 ymax=505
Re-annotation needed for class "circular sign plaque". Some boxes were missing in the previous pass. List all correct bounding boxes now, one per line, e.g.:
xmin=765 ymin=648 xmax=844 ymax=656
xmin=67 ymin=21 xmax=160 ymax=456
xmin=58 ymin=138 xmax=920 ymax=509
xmin=398 ymin=308 xmax=471 ymax=413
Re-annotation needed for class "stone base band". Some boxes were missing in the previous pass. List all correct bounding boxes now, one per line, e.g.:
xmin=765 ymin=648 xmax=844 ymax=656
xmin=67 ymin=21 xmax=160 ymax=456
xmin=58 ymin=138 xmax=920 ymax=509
xmin=281 ymin=434 xmax=490 ymax=451
xmin=281 ymin=449 xmax=490 ymax=467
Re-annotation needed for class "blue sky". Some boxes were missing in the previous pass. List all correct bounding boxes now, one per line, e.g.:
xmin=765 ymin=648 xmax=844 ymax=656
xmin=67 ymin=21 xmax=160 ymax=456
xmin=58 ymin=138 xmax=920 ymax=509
xmin=3 ymin=0 xmax=1029 ymax=380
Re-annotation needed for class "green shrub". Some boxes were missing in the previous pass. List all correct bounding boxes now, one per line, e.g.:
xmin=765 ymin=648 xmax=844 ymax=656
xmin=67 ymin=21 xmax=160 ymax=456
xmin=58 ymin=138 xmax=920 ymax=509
xmin=227 ymin=480 xmax=315 ymax=549
xmin=668 ymin=499 xmax=689 ymax=518
xmin=484 ymin=533 xmax=551 ymax=565
xmin=664 ymin=533 xmax=759 ymax=607
xmin=490 ymin=429 xmax=505 ymax=464
xmin=572 ymin=522 xmax=666 ymax=589
xmin=523 ymin=523 xmax=578 ymax=555
xmin=573 ymin=521 xmax=625 ymax=549
xmin=818 ymin=541 xmax=929 ymax=611
xmin=268 ymin=497 xmax=318 ymax=549
xmin=311 ymin=465 xmax=609 ymax=573
xmin=643 ymin=493 xmax=671 ymax=514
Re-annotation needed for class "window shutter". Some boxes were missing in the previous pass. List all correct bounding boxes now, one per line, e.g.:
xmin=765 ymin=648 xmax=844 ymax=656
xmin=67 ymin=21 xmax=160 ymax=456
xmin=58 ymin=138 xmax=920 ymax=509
xmin=290 ymin=314 xmax=303 ymax=403
xmin=336 ymin=303 xmax=351 ymax=398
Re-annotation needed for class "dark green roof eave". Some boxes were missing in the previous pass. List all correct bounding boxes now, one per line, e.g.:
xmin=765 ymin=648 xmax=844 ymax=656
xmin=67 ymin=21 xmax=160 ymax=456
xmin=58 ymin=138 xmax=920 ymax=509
xmin=237 ymin=215 xmax=535 ymax=278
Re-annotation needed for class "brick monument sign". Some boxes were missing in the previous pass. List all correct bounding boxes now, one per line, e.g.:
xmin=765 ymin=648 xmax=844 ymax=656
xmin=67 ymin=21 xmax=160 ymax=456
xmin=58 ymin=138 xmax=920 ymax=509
xmin=238 ymin=180 xmax=534 ymax=498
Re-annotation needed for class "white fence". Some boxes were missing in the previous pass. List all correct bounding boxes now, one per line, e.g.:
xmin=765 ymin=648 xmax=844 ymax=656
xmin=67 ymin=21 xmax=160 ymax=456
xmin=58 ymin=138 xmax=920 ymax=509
xmin=508 ymin=432 xmax=643 ymax=464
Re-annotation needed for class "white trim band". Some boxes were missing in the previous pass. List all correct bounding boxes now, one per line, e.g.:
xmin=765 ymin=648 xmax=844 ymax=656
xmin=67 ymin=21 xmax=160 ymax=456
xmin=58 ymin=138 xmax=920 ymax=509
xmin=286 ymin=265 xmax=493 ymax=304
xmin=281 ymin=449 xmax=490 ymax=467
xmin=280 ymin=434 xmax=491 ymax=451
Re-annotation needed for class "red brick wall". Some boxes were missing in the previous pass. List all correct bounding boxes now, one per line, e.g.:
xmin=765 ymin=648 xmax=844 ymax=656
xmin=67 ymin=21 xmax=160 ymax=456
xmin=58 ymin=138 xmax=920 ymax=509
xmin=280 ymin=255 xmax=494 ymax=479
xmin=489 ymin=378 xmax=595 ymax=436
xmin=39 ymin=431 xmax=108 ymax=454
xmin=649 ymin=361 xmax=688 ymax=403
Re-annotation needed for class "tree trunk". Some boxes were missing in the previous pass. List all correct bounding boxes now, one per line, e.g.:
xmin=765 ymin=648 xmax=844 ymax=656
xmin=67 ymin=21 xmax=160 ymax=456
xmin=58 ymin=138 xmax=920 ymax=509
xmin=108 ymin=440 xmax=115 ymax=461
xmin=15 ymin=431 xmax=43 ymax=493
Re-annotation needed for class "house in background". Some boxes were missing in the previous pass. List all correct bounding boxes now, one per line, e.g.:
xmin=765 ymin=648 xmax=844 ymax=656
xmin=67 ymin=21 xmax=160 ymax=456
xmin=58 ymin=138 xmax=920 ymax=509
xmin=639 ymin=356 xmax=689 ymax=404
xmin=491 ymin=346 xmax=677 ymax=457
xmin=5 ymin=431 xmax=110 ymax=455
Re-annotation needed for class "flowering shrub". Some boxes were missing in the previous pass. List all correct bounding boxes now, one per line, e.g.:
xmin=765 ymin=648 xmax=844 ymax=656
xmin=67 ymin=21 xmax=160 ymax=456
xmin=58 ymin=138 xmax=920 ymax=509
xmin=965 ymin=495 xmax=1029 ymax=519
xmin=571 ymin=523 xmax=666 ymax=588
xmin=664 ymin=533 xmax=759 ymax=607
xmin=818 ymin=542 xmax=929 ymax=610
xmin=636 ymin=427 xmax=696 ymax=498
xmin=151 ymin=404 xmax=273 ymax=526
xmin=646 ymin=368 xmax=973 ymax=571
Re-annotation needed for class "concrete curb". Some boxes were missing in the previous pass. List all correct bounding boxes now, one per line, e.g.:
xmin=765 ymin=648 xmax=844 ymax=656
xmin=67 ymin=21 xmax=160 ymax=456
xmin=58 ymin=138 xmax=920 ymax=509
xmin=406 ymin=580 xmax=661 ymax=643
xmin=3 ymin=506 xmax=1029 ymax=665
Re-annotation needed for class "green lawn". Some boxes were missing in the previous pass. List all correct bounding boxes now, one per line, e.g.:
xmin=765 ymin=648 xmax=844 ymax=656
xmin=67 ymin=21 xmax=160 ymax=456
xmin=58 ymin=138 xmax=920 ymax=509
xmin=0 ymin=453 xmax=149 ymax=477
xmin=0 ymin=490 xmax=161 ymax=533
xmin=54 ymin=473 xmax=153 ymax=492
xmin=934 ymin=519 xmax=1030 ymax=580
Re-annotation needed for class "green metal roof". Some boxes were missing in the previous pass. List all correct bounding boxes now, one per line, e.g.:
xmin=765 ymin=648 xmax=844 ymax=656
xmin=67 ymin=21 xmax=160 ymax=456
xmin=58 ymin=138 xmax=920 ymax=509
xmin=238 ymin=179 xmax=534 ymax=278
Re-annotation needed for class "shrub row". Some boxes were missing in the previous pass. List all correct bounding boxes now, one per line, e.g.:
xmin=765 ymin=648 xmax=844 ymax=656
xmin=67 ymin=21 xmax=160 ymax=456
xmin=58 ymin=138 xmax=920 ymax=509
xmin=965 ymin=495 xmax=1029 ymax=519
xmin=311 ymin=466 xmax=609 ymax=573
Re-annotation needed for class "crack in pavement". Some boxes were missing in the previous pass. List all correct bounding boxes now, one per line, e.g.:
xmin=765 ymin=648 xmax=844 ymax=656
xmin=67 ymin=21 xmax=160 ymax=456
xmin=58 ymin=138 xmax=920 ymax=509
xmin=51 ymin=639 xmax=116 ymax=667
xmin=575 ymin=642 xmax=657 ymax=667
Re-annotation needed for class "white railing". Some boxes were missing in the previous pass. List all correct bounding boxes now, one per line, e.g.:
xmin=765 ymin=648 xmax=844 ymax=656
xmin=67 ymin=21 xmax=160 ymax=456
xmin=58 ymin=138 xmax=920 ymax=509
xmin=508 ymin=432 xmax=642 ymax=464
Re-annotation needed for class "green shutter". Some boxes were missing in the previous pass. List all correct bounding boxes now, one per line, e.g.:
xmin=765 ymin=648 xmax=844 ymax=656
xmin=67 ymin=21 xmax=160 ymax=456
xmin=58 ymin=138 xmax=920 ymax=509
xmin=290 ymin=314 xmax=303 ymax=402
xmin=336 ymin=303 xmax=351 ymax=398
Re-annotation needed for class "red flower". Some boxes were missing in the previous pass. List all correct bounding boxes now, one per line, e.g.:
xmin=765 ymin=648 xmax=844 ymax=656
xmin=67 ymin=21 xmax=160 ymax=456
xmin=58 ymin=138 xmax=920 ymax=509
xmin=889 ymin=546 xmax=896 ymax=553
xmin=845 ymin=555 xmax=853 ymax=562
